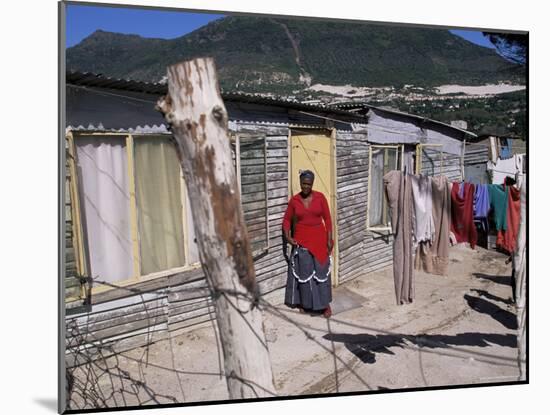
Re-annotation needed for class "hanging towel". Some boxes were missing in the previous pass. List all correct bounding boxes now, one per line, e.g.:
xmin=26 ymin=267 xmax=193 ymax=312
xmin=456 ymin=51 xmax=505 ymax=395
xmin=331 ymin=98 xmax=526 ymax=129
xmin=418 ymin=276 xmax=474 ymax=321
xmin=451 ymin=182 xmax=478 ymax=249
xmin=496 ymin=185 xmax=521 ymax=254
xmin=384 ymin=170 xmax=414 ymax=305
xmin=411 ymin=175 xmax=435 ymax=247
xmin=428 ymin=175 xmax=451 ymax=275
xmin=473 ymin=184 xmax=490 ymax=219
xmin=487 ymin=184 xmax=509 ymax=231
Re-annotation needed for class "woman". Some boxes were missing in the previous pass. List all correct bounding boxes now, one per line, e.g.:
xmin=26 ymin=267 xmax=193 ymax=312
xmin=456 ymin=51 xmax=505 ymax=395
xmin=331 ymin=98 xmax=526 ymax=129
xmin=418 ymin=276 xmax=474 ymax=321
xmin=282 ymin=170 xmax=333 ymax=317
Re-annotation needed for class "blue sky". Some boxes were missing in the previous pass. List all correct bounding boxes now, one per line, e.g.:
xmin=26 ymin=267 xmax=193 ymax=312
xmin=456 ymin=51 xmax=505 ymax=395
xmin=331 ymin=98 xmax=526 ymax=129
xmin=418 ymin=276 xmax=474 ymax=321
xmin=66 ymin=4 xmax=496 ymax=50
xmin=66 ymin=4 xmax=225 ymax=47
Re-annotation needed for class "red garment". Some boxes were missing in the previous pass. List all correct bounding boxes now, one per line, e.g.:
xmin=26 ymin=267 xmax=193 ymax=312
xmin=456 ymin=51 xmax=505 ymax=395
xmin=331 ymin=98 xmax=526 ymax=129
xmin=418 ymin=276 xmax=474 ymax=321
xmin=282 ymin=190 xmax=333 ymax=265
xmin=450 ymin=182 xmax=477 ymax=249
xmin=496 ymin=185 xmax=520 ymax=253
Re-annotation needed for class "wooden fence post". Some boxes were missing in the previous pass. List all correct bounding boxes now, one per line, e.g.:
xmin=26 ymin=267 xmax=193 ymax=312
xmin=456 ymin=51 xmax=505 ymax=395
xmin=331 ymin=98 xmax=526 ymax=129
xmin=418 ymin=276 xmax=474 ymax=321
xmin=156 ymin=58 xmax=276 ymax=399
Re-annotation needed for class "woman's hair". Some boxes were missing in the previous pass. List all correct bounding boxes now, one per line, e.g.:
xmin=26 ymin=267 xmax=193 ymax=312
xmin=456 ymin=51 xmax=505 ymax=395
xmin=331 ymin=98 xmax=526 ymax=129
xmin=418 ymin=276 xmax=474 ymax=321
xmin=299 ymin=169 xmax=315 ymax=182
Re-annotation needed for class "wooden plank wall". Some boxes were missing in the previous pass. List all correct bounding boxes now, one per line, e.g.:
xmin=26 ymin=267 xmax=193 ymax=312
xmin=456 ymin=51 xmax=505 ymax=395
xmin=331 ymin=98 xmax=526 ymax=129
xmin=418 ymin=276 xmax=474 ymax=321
xmin=65 ymin=125 xmax=290 ymax=366
xmin=66 ymin=290 xmax=170 ymax=367
xmin=336 ymin=133 xmax=393 ymax=284
xmin=336 ymin=132 xmax=368 ymax=283
xmin=421 ymin=148 xmax=463 ymax=182
xmin=464 ymin=145 xmax=489 ymax=165
xmin=236 ymin=125 xmax=290 ymax=297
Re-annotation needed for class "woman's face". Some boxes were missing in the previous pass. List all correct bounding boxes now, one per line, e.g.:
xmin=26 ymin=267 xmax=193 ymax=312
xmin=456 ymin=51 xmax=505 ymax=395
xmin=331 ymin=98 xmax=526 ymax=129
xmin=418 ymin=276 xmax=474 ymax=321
xmin=300 ymin=177 xmax=313 ymax=196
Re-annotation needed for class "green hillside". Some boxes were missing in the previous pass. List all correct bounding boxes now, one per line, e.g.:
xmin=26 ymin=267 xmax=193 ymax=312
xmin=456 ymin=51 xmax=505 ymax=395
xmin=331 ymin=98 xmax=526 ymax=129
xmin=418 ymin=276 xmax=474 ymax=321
xmin=67 ymin=16 xmax=524 ymax=93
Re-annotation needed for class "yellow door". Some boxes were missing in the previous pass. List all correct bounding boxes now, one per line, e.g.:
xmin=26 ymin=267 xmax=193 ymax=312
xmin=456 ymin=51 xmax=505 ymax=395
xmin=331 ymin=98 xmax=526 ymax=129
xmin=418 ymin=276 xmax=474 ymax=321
xmin=290 ymin=130 xmax=338 ymax=286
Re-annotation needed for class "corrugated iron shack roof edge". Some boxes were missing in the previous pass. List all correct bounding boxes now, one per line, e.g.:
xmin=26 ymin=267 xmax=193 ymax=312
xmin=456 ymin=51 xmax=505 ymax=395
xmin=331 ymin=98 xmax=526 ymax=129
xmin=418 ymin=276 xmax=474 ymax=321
xmin=66 ymin=71 xmax=477 ymax=138
xmin=332 ymin=102 xmax=477 ymax=139
xmin=66 ymin=71 xmax=367 ymax=121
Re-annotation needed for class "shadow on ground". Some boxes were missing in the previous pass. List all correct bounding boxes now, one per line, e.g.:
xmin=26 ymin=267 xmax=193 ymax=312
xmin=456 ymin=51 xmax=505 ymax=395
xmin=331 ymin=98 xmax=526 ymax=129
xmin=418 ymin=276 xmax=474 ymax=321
xmin=323 ymin=331 xmax=516 ymax=364
xmin=464 ymin=294 xmax=517 ymax=330
xmin=473 ymin=273 xmax=513 ymax=288
xmin=471 ymin=289 xmax=514 ymax=306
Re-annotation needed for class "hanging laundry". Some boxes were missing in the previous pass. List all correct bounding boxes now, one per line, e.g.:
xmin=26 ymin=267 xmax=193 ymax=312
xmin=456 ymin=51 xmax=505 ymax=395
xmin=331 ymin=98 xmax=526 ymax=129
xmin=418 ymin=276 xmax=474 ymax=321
xmin=473 ymin=184 xmax=491 ymax=219
xmin=499 ymin=137 xmax=513 ymax=159
xmin=429 ymin=175 xmax=451 ymax=275
xmin=411 ymin=175 xmax=435 ymax=273
xmin=487 ymin=184 xmax=509 ymax=231
xmin=496 ymin=185 xmax=521 ymax=253
xmin=451 ymin=182 xmax=478 ymax=249
xmin=384 ymin=170 xmax=414 ymax=305
xmin=488 ymin=153 xmax=525 ymax=186
xmin=458 ymin=182 xmax=464 ymax=197
xmin=411 ymin=175 xmax=435 ymax=246
xmin=472 ymin=183 xmax=491 ymax=246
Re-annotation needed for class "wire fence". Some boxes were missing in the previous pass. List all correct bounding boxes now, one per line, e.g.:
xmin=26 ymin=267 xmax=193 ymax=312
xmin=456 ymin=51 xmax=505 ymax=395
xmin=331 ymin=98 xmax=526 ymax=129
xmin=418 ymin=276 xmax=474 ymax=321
xmin=64 ymin=269 xmax=523 ymax=411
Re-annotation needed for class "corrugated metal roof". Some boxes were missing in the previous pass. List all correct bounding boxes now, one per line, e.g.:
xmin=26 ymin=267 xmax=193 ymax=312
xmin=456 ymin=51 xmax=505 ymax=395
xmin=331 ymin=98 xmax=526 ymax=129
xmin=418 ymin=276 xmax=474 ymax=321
xmin=66 ymin=71 xmax=367 ymax=120
xmin=330 ymin=102 xmax=477 ymax=138
xmin=65 ymin=71 xmax=477 ymax=138
xmin=67 ymin=71 xmax=167 ymax=95
xmin=66 ymin=124 xmax=169 ymax=134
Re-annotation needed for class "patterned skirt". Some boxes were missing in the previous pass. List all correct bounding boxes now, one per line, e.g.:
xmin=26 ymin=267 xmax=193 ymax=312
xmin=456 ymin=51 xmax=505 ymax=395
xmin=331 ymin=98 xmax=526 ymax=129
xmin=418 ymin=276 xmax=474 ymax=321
xmin=284 ymin=246 xmax=332 ymax=311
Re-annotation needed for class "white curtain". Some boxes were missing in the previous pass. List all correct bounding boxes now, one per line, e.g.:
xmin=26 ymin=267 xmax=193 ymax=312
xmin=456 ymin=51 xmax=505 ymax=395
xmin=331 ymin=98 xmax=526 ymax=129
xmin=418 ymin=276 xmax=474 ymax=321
xmin=76 ymin=136 xmax=133 ymax=285
xmin=134 ymin=136 xmax=186 ymax=275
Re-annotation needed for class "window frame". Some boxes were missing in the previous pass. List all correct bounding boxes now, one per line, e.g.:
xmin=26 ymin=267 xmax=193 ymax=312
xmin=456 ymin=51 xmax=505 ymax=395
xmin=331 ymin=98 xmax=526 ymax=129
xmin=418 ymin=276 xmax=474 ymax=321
xmin=416 ymin=143 xmax=444 ymax=176
xmin=66 ymin=131 xmax=201 ymax=296
xmin=65 ymin=132 xmax=89 ymax=304
xmin=366 ymin=144 xmax=404 ymax=232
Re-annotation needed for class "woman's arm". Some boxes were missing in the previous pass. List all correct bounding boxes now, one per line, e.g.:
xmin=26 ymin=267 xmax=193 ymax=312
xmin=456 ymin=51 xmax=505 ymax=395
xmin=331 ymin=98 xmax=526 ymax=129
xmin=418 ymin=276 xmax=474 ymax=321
xmin=320 ymin=193 xmax=333 ymax=253
xmin=282 ymin=198 xmax=297 ymax=245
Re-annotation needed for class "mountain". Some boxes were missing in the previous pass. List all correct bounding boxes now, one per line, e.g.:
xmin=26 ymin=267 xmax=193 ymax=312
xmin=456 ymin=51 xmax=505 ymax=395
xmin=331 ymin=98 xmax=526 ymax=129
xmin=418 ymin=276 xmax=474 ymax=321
xmin=67 ymin=16 xmax=524 ymax=93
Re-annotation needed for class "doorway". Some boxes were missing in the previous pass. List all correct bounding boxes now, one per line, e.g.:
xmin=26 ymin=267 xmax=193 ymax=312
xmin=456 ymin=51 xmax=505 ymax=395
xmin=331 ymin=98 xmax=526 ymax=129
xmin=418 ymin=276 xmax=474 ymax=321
xmin=289 ymin=129 xmax=338 ymax=285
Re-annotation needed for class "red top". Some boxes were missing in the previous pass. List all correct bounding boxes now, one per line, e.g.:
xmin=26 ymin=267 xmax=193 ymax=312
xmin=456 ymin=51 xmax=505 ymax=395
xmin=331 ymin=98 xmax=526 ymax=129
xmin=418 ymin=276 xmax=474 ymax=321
xmin=450 ymin=182 xmax=478 ymax=249
xmin=282 ymin=190 xmax=333 ymax=265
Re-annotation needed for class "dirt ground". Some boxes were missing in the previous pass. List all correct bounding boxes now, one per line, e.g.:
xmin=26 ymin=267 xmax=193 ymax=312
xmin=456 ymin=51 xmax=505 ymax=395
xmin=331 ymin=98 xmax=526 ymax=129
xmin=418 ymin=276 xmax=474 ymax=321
xmin=66 ymin=244 xmax=522 ymax=410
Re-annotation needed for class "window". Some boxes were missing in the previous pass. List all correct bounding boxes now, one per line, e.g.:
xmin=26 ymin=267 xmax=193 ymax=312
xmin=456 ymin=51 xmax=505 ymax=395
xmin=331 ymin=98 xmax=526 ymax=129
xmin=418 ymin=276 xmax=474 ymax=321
xmin=67 ymin=132 xmax=199 ymax=291
xmin=231 ymin=133 xmax=269 ymax=255
xmin=367 ymin=145 xmax=402 ymax=231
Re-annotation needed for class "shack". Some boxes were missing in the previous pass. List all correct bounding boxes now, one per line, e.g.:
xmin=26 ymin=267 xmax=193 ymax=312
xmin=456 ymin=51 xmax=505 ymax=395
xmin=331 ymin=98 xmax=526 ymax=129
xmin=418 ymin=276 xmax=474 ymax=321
xmin=63 ymin=71 xmax=477 ymax=365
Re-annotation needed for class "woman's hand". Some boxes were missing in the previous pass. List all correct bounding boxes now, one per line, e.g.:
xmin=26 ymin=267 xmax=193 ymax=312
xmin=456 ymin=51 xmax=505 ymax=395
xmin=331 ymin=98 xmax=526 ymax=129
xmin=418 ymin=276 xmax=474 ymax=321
xmin=327 ymin=240 xmax=333 ymax=254
xmin=288 ymin=237 xmax=297 ymax=246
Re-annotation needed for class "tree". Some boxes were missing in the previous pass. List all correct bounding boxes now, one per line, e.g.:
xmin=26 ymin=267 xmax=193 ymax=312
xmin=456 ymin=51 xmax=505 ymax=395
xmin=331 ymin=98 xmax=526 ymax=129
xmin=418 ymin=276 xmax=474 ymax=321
xmin=483 ymin=32 xmax=527 ymax=65
xmin=156 ymin=57 xmax=276 ymax=399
